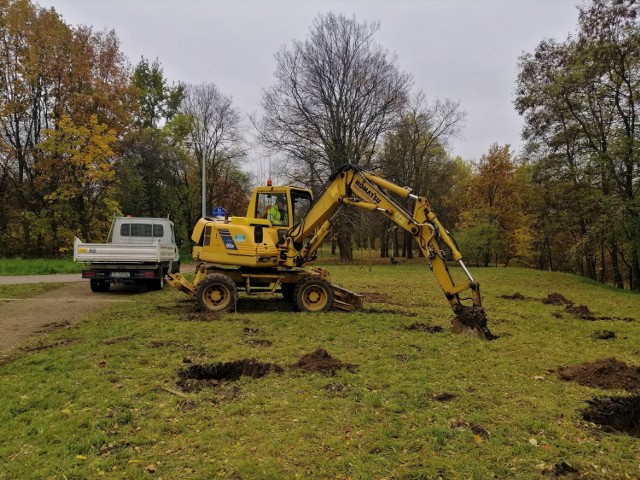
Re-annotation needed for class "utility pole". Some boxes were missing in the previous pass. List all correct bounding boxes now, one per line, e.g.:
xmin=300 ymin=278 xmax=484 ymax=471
xmin=187 ymin=140 xmax=207 ymax=219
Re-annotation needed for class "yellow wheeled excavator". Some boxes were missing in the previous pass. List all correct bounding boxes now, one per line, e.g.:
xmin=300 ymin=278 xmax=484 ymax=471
xmin=167 ymin=164 xmax=495 ymax=340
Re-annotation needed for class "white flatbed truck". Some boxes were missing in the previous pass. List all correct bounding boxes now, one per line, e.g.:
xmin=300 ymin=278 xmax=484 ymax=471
xmin=74 ymin=216 xmax=181 ymax=292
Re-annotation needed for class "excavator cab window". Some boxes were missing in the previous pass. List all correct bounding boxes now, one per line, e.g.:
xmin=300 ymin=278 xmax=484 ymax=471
xmin=256 ymin=193 xmax=288 ymax=226
xmin=291 ymin=190 xmax=312 ymax=227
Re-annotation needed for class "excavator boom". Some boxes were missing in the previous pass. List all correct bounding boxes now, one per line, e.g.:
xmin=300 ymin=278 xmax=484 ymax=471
xmin=282 ymin=164 xmax=495 ymax=340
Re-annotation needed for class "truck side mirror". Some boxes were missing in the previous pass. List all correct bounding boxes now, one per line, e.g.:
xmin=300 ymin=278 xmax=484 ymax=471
xmin=178 ymin=239 xmax=185 ymax=248
xmin=254 ymin=225 xmax=263 ymax=244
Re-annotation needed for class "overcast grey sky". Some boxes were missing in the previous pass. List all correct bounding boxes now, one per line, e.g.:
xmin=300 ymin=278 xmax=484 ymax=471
xmin=38 ymin=0 xmax=581 ymax=167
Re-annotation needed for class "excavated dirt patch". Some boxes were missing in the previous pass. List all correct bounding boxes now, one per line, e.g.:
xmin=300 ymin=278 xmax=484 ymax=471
xmin=592 ymin=330 xmax=616 ymax=340
xmin=20 ymin=338 xmax=78 ymax=352
xmin=404 ymin=322 xmax=444 ymax=334
xmin=177 ymin=359 xmax=283 ymax=391
xmin=102 ymin=336 xmax=134 ymax=345
xmin=500 ymin=292 xmax=526 ymax=300
xmin=291 ymin=348 xmax=357 ymax=376
xmin=433 ymin=392 xmax=458 ymax=402
xmin=582 ymin=395 xmax=640 ymax=437
xmin=542 ymin=461 xmax=580 ymax=478
xmin=360 ymin=292 xmax=389 ymax=303
xmin=542 ymin=293 xmax=573 ymax=305
xmin=564 ymin=304 xmax=596 ymax=320
xmin=558 ymin=358 xmax=640 ymax=391
xmin=244 ymin=339 xmax=273 ymax=347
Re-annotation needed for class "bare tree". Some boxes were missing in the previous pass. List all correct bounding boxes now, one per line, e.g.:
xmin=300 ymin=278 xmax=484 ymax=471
xmin=379 ymin=92 xmax=466 ymax=258
xmin=181 ymin=83 xmax=246 ymax=216
xmin=257 ymin=12 xmax=411 ymax=260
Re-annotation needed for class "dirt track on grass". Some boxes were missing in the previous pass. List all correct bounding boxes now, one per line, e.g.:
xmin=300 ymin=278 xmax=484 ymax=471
xmin=0 ymin=281 xmax=131 ymax=361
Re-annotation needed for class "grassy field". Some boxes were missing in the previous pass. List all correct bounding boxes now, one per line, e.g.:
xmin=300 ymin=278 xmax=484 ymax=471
xmin=0 ymin=258 xmax=83 ymax=275
xmin=0 ymin=264 xmax=639 ymax=479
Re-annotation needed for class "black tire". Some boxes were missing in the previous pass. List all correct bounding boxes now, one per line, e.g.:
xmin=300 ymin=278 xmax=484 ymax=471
xmin=196 ymin=273 xmax=237 ymax=313
xmin=90 ymin=279 xmax=110 ymax=292
xmin=281 ymin=282 xmax=295 ymax=302
xmin=294 ymin=277 xmax=334 ymax=312
xmin=171 ymin=260 xmax=181 ymax=274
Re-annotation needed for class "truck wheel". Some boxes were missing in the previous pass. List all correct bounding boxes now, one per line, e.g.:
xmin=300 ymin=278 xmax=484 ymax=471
xmin=294 ymin=277 xmax=334 ymax=312
xmin=90 ymin=279 xmax=110 ymax=292
xmin=196 ymin=273 xmax=237 ymax=313
xmin=171 ymin=261 xmax=181 ymax=274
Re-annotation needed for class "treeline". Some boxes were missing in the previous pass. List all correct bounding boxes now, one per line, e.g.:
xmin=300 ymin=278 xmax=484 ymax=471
xmin=1 ymin=0 xmax=639 ymax=290
xmin=0 ymin=0 xmax=249 ymax=256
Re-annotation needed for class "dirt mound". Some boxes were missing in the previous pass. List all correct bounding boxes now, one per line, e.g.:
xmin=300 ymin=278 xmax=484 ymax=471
xmin=501 ymin=292 xmax=526 ymax=300
xmin=178 ymin=359 xmax=283 ymax=391
xmin=592 ymin=330 xmax=616 ymax=340
xmin=433 ymin=392 xmax=457 ymax=402
xmin=582 ymin=395 xmax=640 ymax=437
xmin=564 ymin=304 xmax=596 ymax=320
xmin=360 ymin=292 xmax=388 ymax=303
xmin=558 ymin=358 xmax=640 ymax=391
xmin=292 ymin=348 xmax=357 ymax=376
xmin=542 ymin=461 xmax=580 ymax=478
xmin=404 ymin=322 xmax=444 ymax=333
xmin=542 ymin=293 xmax=572 ymax=305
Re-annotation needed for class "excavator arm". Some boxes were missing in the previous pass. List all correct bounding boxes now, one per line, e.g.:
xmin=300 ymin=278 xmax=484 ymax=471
xmin=282 ymin=164 xmax=495 ymax=340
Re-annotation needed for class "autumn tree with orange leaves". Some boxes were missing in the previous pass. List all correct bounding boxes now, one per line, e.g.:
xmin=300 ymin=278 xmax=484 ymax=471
xmin=0 ymin=0 xmax=133 ymax=255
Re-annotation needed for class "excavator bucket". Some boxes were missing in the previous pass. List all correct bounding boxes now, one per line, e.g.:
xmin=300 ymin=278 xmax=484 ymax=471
xmin=451 ymin=305 xmax=496 ymax=341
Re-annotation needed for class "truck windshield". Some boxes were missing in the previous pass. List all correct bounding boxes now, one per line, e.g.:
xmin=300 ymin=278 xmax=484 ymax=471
xmin=120 ymin=223 xmax=164 ymax=238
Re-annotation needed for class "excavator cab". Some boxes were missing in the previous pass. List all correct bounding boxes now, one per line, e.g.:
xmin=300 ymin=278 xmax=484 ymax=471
xmin=249 ymin=186 xmax=313 ymax=229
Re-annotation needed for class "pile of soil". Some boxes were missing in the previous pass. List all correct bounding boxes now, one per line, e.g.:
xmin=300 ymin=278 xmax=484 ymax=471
xmin=177 ymin=359 xmax=283 ymax=391
xmin=564 ymin=304 xmax=596 ymax=320
xmin=542 ymin=293 xmax=572 ymax=305
xmin=292 ymin=348 xmax=357 ymax=376
xmin=592 ymin=330 xmax=616 ymax=340
xmin=404 ymin=322 xmax=444 ymax=333
xmin=582 ymin=395 xmax=640 ymax=437
xmin=542 ymin=461 xmax=580 ymax=478
xmin=360 ymin=292 xmax=389 ymax=303
xmin=558 ymin=358 xmax=640 ymax=391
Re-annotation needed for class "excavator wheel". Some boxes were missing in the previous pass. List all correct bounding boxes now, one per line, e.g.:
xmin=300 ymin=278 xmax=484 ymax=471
xmin=196 ymin=273 xmax=237 ymax=313
xmin=294 ymin=277 xmax=334 ymax=312
xmin=451 ymin=305 xmax=496 ymax=341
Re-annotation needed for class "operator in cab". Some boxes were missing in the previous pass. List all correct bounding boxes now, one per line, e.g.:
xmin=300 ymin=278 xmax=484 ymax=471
xmin=267 ymin=195 xmax=288 ymax=226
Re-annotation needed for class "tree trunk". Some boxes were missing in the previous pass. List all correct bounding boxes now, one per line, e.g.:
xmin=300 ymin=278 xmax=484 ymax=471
xmin=631 ymin=244 xmax=640 ymax=291
xmin=379 ymin=223 xmax=388 ymax=258
xmin=337 ymin=228 xmax=352 ymax=261
xmin=610 ymin=242 xmax=624 ymax=289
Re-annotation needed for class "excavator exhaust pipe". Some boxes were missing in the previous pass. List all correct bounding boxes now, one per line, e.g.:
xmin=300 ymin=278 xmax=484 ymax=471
xmin=451 ymin=305 xmax=496 ymax=341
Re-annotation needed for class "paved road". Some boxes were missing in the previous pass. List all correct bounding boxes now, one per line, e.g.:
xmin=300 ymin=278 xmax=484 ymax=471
xmin=0 ymin=273 xmax=85 ymax=285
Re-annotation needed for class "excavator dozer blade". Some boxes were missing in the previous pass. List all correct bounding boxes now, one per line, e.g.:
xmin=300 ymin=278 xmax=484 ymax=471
xmin=451 ymin=305 xmax=496 ymax=341
xmin=331 ymin=284 xmax=364 ymax=312
xmin=166 ymin=272 xmax=196 ymax=297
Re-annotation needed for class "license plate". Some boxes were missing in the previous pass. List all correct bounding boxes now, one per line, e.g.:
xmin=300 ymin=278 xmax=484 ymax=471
xmin=111 ymin=271 xmax=130 ymax=278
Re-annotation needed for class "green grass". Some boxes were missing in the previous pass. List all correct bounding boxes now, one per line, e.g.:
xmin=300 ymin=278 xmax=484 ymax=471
xmin=1 ymin=249 xmax=192 ymax=276
xmin=1 ymin=265 xmax=639 ymax=479
xmin=0 ymin=257 xmax=82 ymax=275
